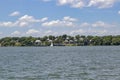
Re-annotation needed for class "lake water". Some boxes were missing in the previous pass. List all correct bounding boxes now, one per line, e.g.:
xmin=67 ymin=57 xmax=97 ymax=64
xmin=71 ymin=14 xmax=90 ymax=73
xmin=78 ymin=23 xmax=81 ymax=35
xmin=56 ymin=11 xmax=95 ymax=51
xmin=0 ymin=46 xmax=120 ymax=80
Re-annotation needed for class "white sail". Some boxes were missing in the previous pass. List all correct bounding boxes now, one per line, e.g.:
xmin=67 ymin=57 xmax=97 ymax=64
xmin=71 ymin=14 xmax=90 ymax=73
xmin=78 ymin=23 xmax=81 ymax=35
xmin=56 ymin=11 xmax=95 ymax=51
xmin=50 ymin=42 xmax=53 ymax=47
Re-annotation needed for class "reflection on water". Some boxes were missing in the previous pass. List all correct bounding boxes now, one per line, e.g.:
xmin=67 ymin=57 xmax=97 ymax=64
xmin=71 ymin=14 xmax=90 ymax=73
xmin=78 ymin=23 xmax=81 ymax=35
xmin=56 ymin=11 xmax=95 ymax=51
xmin=0 ymin=46 xmax=120 ymax=80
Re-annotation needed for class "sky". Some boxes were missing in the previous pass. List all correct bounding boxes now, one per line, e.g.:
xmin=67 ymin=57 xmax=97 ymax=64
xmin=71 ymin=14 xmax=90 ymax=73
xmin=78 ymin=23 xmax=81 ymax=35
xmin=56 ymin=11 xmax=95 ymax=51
xmin=0 ymin=0 xmax=120 ymax=37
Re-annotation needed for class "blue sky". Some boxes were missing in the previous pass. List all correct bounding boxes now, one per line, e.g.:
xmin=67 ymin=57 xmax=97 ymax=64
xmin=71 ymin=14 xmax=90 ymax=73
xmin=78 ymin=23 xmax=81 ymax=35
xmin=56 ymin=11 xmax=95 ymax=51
xmin=0 ymin=0 xmax=120 ymax=37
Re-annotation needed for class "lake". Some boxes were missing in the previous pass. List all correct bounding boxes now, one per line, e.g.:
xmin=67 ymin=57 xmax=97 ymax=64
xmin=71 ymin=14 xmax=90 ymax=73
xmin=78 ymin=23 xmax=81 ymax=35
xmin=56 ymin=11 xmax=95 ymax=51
xmin=0 ymin=46 xmax=120 ymax=80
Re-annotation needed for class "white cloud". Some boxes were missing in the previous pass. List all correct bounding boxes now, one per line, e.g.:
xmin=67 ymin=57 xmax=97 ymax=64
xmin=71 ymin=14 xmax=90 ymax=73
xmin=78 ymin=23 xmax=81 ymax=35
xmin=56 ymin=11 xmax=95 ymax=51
xmin=18 ymin=22 xmax=29 ymax=27
xmin=58 ymin=0 xmax=85 ymax=8
xmin=63 ymin=16 xmax=77 ymax=21
xmin=0 ymin=15 xmax=48 ymax=27
xmin=92 ymin=21 xmax=115 ymax=27
xmin=11 ymin=31 xmax=21 ymax=35
xmin=79 ymin=21 xmax=116 ymax=28
xmin=42 ymin=0 xmax=51 ymax=2
xmin=88 ymin=0 xmax=117 ymax=8
xmin=42 ymin=16 xmax=77 ymax=27
xmin=92 ymin=21 xmax=106 ymax=27
xmin=16 ymin=15 xmax=42 ymax=27
xmin=118 ymin=11 xmax=120 ymax=14
xmin=9 ymin=11 xmax=20 ymax=17
xmin=0 ymin=22 xmax=16 ymax=27
xmin=43 ymin=30 xmax=58 ymax=36
xmin=42 ymin=20 xmax=60 ymax=27
xmin=70 ymin=29 xmax=85 ymax=35
xmin=57 ymin=0 xmax=119 ymax=8
xmin=25 ymin=29 xmax=58 ymax=36
xmin=40 ymin=17 xmax=48 ymax=22
xmin=69 ymin=29 xmax=109 ymax=36
xmin=18 ymin=15 xmax=41 ymax=23
xmin=26 ymin=29 xmax=39 ymax=35
xmin=42 ymin=20 xmax=75 ymax=27
xmin=80 ymin=22 xmax=90 ymax=27
xmin=88 ymin=29 xmax=108 ymax=35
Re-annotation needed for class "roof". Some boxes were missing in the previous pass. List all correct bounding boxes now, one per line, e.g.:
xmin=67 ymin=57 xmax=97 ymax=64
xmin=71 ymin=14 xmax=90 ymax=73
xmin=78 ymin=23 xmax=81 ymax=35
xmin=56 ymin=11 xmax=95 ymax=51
xmin=35 ymin=40 xmax=41 ymax=43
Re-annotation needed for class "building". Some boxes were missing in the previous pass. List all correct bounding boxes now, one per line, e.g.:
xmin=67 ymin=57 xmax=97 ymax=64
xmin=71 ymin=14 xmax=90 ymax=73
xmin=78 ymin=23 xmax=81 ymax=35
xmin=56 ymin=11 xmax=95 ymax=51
xmin=35 ymin=40 xmax=42 ymax=46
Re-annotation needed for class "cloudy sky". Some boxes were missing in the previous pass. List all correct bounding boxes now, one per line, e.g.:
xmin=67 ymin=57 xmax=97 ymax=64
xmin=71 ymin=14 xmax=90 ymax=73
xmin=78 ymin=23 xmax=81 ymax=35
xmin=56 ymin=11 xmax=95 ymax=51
xmin=0 ymin=0 xmax=120 ymax=37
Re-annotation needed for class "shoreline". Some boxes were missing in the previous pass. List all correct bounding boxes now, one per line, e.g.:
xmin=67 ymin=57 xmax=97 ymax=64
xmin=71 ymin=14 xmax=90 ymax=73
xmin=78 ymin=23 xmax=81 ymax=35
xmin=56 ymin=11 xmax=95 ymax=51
xmin=0 ymin=45 xmax=119 ymax=47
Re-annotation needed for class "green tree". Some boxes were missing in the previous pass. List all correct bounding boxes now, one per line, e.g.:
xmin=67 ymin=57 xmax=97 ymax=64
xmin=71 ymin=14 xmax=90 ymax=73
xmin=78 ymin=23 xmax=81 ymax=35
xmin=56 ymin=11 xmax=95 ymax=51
xmin=112 ymin=36 xmax=120 ymax=45
xmin=90 ymin=36 xmax=103 ymax=45
xmin=102 ymin=36 xmax=112 ymax=45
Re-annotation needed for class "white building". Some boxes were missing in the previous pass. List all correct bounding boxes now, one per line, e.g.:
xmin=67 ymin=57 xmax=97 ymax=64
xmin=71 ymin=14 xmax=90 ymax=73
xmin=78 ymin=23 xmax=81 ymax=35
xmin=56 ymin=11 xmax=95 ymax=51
xmin=35 ymin=40 xmax=42 ymax=46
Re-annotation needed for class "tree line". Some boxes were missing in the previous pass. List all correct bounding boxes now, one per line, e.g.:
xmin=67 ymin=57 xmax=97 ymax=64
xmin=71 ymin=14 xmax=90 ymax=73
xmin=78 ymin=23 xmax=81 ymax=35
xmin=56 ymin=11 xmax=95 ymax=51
xmin=0 ymin=35 xmax=120 ymax=46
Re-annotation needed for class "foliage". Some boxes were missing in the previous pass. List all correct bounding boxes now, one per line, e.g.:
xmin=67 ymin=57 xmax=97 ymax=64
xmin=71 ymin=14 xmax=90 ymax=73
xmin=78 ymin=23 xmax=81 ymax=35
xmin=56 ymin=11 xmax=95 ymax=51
xmin=0 ymin=35 xmax=120 ymax=46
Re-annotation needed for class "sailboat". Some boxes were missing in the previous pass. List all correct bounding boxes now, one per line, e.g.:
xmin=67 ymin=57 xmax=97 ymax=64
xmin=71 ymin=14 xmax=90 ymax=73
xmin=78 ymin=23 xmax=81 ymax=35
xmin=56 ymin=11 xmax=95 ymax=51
xmin=50 ymin=42 xmax=53 ymax=47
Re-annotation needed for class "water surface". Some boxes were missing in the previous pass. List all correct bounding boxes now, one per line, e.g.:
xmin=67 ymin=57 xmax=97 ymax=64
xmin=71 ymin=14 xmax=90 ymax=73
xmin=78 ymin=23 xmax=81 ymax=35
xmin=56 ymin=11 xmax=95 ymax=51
xmin=0 ymin=46 xmax=120 ymax=80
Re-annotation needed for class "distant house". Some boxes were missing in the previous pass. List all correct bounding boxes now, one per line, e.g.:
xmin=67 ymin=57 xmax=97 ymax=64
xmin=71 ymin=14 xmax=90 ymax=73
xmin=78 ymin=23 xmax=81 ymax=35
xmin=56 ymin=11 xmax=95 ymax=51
xmin=64 ymin=39 xmax=69 ymax=44
xmin=80 ymin=38 xmax=84 ymax=41
xmin=35 ymin=40 xmax=42 ymax=46
xmin=69 ymin=40 xmax=74 ymax=44
xmin=48 ymin=40 xmax=52 ymax=42
xmin=64 ymin=39 xmax=75 ymax=45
